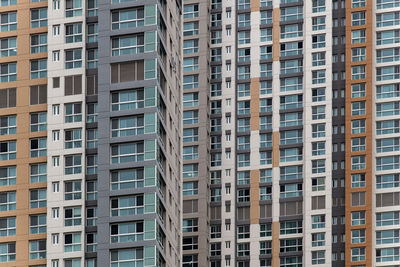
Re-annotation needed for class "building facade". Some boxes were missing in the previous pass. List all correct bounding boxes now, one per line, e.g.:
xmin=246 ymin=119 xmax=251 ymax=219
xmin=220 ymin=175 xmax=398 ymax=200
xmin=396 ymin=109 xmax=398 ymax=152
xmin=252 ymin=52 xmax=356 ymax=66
xmin=182 ymin=0 xmax=400 ymax=267
xmin=0 ymin=0 xmax=183 ymax=266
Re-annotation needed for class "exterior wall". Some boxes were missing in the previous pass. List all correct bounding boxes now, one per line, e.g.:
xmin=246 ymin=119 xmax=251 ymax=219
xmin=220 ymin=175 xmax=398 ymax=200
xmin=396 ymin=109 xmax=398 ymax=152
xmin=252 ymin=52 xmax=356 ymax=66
xmin=182 ymin=0 xmax=210 ymax=266
xmin=46 ymin=0 xmax=87 ymax=265
xmin=97 ymin=0 xmax=182 ymax=266
xmin=0 ymin=0 xmax=47 ymax=265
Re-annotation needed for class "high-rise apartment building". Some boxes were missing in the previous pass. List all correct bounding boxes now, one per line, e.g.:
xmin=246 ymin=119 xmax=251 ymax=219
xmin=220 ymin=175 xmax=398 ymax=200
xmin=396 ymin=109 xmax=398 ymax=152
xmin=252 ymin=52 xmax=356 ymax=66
xmin=182 ymin=0 xmax=400 ymax=267
xmin=0 ymin=0 xmax=182 ymax=266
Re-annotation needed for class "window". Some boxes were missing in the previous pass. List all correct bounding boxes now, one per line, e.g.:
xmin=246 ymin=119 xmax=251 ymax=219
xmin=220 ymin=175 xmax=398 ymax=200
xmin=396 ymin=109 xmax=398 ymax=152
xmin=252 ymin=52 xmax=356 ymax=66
xmin=183 ymin=110 xmax=198 ymax=125
xmin=260 ymin=28 xmax=272 ymax=42
xmin=351 ymin=47 xmax=366 ymax=62
xmin=377 ymin=211 xmax=400 ymax=226
xmin=237 ymin=189 xmax=250 ymax=202
xmin=312 ymin=34 xmax=325 ymax=48
xmin=183 ymin=128 xmax=198 ymax=143
xmin=312 ymin=251 xmax=325 ymax=265
xmin=65 ymin=103 xmax=82 ymax=123
xmin=65 ymin=49 xmax=82 ymax=69
xmin=238 ymin=30 xmax=250 ymax=44
xmin=351 ymin=229 xmax=365 ymax=244
xmin=30 ymin=138 xmax=46 ymax=157
xmin=111 ymin=195 xmax=144 ymax=216
xmin=280 ymin=238 xmax=302 ymax=252
xmin=0 ymin=242 xmax=15 ymax=262
xmin=280 ymin=77 xmax=302 ymax=92
xmin=30 ymin=163 xmax=46 ymax=183
xmin=64 ymin=233 xmax=81 ymax=252
xmin=64 ymin=129 xmax=82 ymax=149
xmin=30 ymin=189 xmax=46 ymax=208
xmin=312 ymin=70 xmax=325 ymax=84
xmin=352 ymin=119 xmax=366 ymax=134
xmin=184 ymin=22 xmax=199 ymax=36
xmin=377 ymin=174 xmax=400 ymax=189
xmin=351 ymin=247 xmax=365 ymax=262
xmin=65 ymin=154 xmax=82 ymax=175
xmin=87 ymin=207 xmax=97 ymax=226
xmin=352 ymin=211 xmax=366 ymax=226
xmin=110 ymin=169 xmax=144 ymax=191
xmin=377 ymin=155 xmax=400 ymax=170
xmin=312 ymin=177 xmax=325 ymax=191
xmin=0 ymin=37 xmax=16 ymax=57
xmin=281 ymin=6 xmax=302 ymax=21
xmin=352 ymin=83 xmax=366 ymax=98
xmin=30 ymin=34 xmax=46 ymax=54
xmin=53 ymin=24 xmax=60 ymax=36
xmin=183 ymin=75 xmax=198 ymax=90
xmin=353 ymin=0 xmax=366 ymax=7
xmin=351 ymin=155 xmax=366 ymax=170
xmin=64 ymin=207 xmax=82 ymax=226
xmin=238 ymin=13 xmax=251 ymax=27
xmin=31 ymin=8 xmax=47 ymax=28
xmin=377 ymin=12 xmax=400 ymax=27
xmin=30 ymin=112 xmax=46 ymax=132
xmin=64 ymin=181 xmax=81 ymax=200
xmin=184 ymin=4 xmax=199 ymax=18
xmin=111 ymin=221 xmax=144 ymax=243
xmin=0 ymin=0 xmax=16 ymax=6
xmin=312 ymin=106 xmax=325 ymax=120
xmin=237 ymin=225 xmax=250 ymax=239
xmin=281 ymin=24 xmax=302 ymax=39
xmin=280 ymin=112 xmax=302 ymax=127
xmin=87 ymin=23 xmax=98 ymax=43
xmin=211 ymin=13 xmax=222 ymax=27
xmin=260 ymin=46 xmax=272 ymax=60
xmin=377 ymin=84 xmax=400 ymax=99
xmin=87 ymin=0 xmax=98 ymax=16
xmin=30 ymin=214 xmax=46 ymax=234
xmin=86 ymin=155 xmax=97 ymax=175
xmin=0 ymin=62 xmax=17 ymax=82
xmin=0 ymin=141 xmax=16 ymax=161
xmin=111 ymin=142 xmax=144 ymax=164
xmin=237 ymin=153 xmax=250 ymax=167
xmin=312 ymin=233 xmax=325 ymax=247
xmin=260 ymin=133 xmax=272 ymax=148
xmin=183 ymin=182 xmax=198 ymax=196
xmin=30 ymin=85 xmax=47 ymax=106
xmin=280 ymin=183 xmax=302 ymax=198
xmin=64 ymin=259 xmax=81 ymax=266
xmin=313 ymin=0 xmax=325 ymax=12
xmin=183 ymin=219 xmax=198 ymax=233
xmin=110 ymin=60 xmax=145 ymax=83
xmin=0 ymin=12 xmax=16 ymax=32
xmin=281 ymin=59 xmax=302 ymax=74
xmin=0 ymin=166 xmax=15 ymax=187
xmin=65 ymin=0 xmax=82 ymax=17
xmin=86 ymin=233 xmax=97 ymax=252
xmin=352 ymin=101 xmax=366 ymax=116
xmin=352 ymin=11 xmax=366 ymax=26
xmin=312 ymin=159 xmax=325 ymax=173
xmin=65 ymin=23 xmax=82 ymax=43
xmin=312 ymin=215 xmax=325 ymax=229
xmin=30 ymin=59 xmax=47 ymax=79
xmin=312 ymin=16 xmax=326 ymax=30
xmin=0 ymin=115 xmax=16 ymax=136
xmin=111 ymin=8 xmax=145 ymax=30
xmin=260 ymin=187 xmax=272 ymax=200
xmin=0 ymin=88 xmax=16 ymax=108
xmin=260 ymin=223 xmax=272 ymax=237
xmin=110 ymin=248 xmax=144 ymax=265
xmin=0 ymin=217 xmax=15 ymax=236
xmin=237 ymin=243 xmax=250 ymax=257
xmin=312 ymin=123 xmax=325 ymax=138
